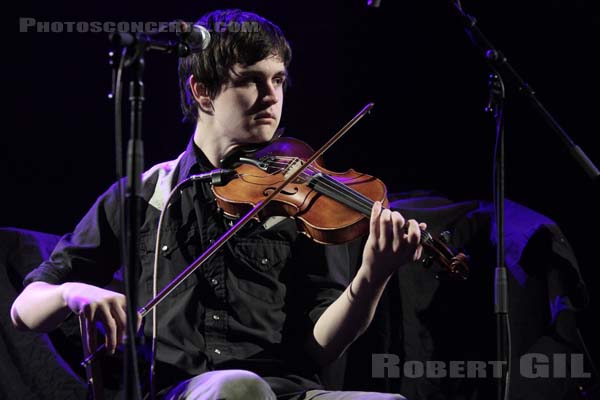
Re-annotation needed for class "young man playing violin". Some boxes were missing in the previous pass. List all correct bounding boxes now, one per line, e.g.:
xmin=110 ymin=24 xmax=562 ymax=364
xmin=11 ymin=9 xmax=425 ymax=400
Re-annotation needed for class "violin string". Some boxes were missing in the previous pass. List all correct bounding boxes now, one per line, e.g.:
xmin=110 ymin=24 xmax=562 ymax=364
xmin=238 ymin=168 xmax=287 ymax=180
xmin=262 ymin=157 xmax=375 ymax=210
xmin=318 ymin=173 xmax=375 ymax=209
xmin=323 ymin=178 xmax=433 ymax=246
xmin=235 ymin=157 xmax=311 ymax=181
xmin=265 ymin=159 xmax=433 ymax=245
xmin=263 ymin=158 xmax=376 ymax=215
xmin=262 ymin=156 xmax=374 ymax=208
xmin=315 ymin=174 xmax=376 ymax=215
xmin=251 ymin=157 xmax=432 ymax=245
xmin=253 ymin=161 xmax=321 ymax=189
xmin=261 ymin=158 xmax=316 ymax=181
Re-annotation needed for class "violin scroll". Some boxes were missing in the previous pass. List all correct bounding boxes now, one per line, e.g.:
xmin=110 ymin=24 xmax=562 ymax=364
xmin=419 ymin=230 xmax=469 ymax=280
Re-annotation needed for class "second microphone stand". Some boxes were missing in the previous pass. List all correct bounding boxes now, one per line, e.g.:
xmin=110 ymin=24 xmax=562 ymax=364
xmin=452 ymin=2 xmax=600 ymax=400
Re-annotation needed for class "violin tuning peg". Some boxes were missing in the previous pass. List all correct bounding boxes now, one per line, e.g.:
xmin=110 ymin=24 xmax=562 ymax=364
xmin=439 ymin=230 xmax=452 ymax=244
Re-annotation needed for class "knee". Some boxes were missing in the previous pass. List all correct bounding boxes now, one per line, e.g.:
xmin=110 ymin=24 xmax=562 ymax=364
xmin=166 ymin=369 xmax=275 ymax=400
xmin=213 ymin=369 xmax=275 ymax=400
xmin=304 ymin=390 xmax=406 ymax=400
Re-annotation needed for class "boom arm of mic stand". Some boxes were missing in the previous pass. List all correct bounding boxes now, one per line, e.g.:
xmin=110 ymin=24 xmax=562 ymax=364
xmin=452 ymin=1 xmax=600 ymax=183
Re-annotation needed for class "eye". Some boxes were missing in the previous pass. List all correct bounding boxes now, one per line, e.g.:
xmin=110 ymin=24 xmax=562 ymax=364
xmin=273 ymin=76 xmax=286 ymax=87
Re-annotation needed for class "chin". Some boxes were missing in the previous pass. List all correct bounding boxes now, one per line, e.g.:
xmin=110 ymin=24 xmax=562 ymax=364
xmin=249 ymin=125 xmax=277 ymax=142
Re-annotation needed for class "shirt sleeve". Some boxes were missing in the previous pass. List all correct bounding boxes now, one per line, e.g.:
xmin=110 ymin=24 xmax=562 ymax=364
xmin=23 ymin=181 xmax=123 ymax=288
xmin=290 ymin=235 xmax=357 ymax=325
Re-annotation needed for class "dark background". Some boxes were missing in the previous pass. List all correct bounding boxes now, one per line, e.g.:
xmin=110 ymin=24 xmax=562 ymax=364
xmin=4 ymin=0 xmax=599 ymax=378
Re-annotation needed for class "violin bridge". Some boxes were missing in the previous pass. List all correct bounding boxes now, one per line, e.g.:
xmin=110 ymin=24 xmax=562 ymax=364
xmin=283 ymin=158 xmax=304 ymax=181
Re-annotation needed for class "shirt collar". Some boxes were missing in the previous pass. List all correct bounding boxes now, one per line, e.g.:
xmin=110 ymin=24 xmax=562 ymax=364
xmin=177 ymin=136 xmax=215 ymax=183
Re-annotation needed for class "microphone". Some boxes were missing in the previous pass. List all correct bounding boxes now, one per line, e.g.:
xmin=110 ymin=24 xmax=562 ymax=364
xmin=110 ymin=20 xmax=211 ymax=57
xmin=165 ymin=169 xmax=236 ymax=205
xmin=190 ymin=168 xmax=236 ymax=186
xmin=175 ymin=21 xmax=211 ymax=54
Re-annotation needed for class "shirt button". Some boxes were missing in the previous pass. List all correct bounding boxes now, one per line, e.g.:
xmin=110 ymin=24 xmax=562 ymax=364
xmin=210 ymin=278 xmax=219 ymax=286
xmin=212 ymin=314 xmax=220 ymax=320
xmin=161 ymin=245 xmax=168 ymax=252
xmin=261 ymin=258 xmax=269 ymax=265
xmin=214 ymin=349 xmax=221 ymax=355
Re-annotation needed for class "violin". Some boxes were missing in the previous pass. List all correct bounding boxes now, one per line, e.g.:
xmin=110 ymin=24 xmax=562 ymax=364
xmin=214 ymin=136 xmax=469 ymax=280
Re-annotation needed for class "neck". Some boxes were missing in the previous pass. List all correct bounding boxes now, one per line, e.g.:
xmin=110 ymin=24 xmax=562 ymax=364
xmin=192 ymin=121 xmax=236 ymax=168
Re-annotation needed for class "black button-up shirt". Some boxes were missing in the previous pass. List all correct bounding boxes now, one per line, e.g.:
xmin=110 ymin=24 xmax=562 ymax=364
xmin=24 ymin=137 xmax=349 ymax=397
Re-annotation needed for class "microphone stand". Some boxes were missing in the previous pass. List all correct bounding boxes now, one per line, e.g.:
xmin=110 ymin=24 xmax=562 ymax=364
xmin=109 ymin=27 xmax=200 ymax=400
xmin=489 ymin=71 xmax=509 ymax=400
xmin=451 ymin=2 xmax=600 ymax=400
xmin=109 ymin=37 xmax=145 ymax=400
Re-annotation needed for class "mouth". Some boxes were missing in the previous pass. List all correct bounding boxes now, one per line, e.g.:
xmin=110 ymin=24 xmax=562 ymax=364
xmin=254 ymin=112 xmax=276 ymax=122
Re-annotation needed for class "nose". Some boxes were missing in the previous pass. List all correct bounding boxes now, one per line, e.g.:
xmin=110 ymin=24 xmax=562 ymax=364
xmin=260 ymin=82 xmax=279 ymax=106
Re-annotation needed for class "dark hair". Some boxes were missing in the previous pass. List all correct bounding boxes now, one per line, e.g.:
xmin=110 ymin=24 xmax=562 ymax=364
xmin=178 ymin=9 xmax=292 ymax=122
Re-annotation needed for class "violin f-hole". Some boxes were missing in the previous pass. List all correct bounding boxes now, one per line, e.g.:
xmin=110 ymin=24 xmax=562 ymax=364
xmin=263 ymin=186 xmax=299 ymax=197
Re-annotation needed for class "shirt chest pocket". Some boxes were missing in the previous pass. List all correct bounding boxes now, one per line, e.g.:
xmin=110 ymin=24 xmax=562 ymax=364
xmin=138 ymin=225 xmax=201 ymax=300
xmin=231 ymin=238 xmax=292 ymax=303
xmin=232 ymin=238 xmax=292 ymax=273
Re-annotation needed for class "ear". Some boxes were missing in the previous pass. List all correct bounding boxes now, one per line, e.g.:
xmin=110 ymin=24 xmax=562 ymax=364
xmin=189 ymin=75 xmax=214 ymax=115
